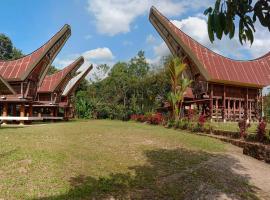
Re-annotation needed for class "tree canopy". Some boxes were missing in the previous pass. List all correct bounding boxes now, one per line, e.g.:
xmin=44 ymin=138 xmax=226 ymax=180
xmin=75 ymin=51 xmax=171 ymax=119
xmin=205 ymin=0 xmax=270 ymax=44
xmin=0 ymin=33 xmax=23 ymax=60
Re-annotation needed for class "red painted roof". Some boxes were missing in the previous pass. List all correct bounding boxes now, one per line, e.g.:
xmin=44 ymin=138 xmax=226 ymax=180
xmin=0 ymin=24 xmax=71 ymax=81
xmin=150 ymin=7 xmax=270 ymax=88
xmin=38 ymin=57 xmax=84 ymax=93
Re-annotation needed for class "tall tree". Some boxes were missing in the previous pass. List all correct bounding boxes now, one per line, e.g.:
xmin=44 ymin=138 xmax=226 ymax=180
xmin=0 ymin=34 xmax=13 ymax=60
xmin=205 ymin=0 xmax=270 ymax=44
xmin=0 ymin=33 xmax=23 ymax=60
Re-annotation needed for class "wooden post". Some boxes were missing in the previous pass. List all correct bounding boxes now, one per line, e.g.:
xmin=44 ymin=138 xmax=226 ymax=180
xmin=215 ymin=98 xmax=218 ymax=121
xmin=28 ymin=104 xmax=33 ymax=124
xmin=209 ymin=84 xmax=213 ymax=121
xmin=13 ymin=104 xmax=16 ymax=116
xmin=2 ymin=103 xmax=8 ymax=124
xmin=28 ymin=104 xmax=33 ymax=117
xmin=261 ymin=89 xmax=263 ymax=118
xmin=233 ymin=100 xmax=236 ymax=121
xmin=227 ymin=99 xmax=230 ymax=121
xmin=50 ymin=107 xmax=55 ymax=117
xmin=20 ymin=103 xmax=25 ymax=125
xmin=245 ymin=88 xmax=249 ymax=123
xmin=239 ymin=100 xmax=242 ymax=119
xmin=38 ymin=109 xmax=42 ymax=118
xmin=222 ymin=85 xmax=226 ymax=122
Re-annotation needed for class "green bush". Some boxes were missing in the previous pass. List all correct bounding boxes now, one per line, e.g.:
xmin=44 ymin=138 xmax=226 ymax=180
xmin=167 ymin=119 xmax=175 ymax=128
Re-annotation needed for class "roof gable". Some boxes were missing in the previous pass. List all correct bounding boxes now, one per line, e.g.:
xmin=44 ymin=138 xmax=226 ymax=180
xmin=38 ymin=56 xmax=84 ymax=93
xmin=62 ymin=65 xmax=93 ymax=96
xmin=0 ymin=24 xmax=71 ymax=82
xmin=150 ymin=7 xmax=270 ymax=88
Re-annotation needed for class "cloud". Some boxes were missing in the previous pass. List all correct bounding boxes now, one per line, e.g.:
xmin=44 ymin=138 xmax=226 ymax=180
xmin=84 ymin=34 xmax=93 ymax=40
xmin=148 ymin=14 xmax=270 ymax=66
xmin=87 ymin=0 xmax=211 ymax=36
xmin=53 ymin=47 xmax=115 ymax=80
xmin=146 ymin=34 xmax=156 ymax=44
xmin=147 ymin=42 xmax=170 ymax=65
xmin=82 ymin=47 xmax=114 ymax=61
xmin=170 ymin=17 xmax=270 ymax=60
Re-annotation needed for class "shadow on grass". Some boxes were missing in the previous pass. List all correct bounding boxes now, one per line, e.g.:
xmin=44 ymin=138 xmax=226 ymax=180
xmin=33 ymin=148 xmax=260 ymax=200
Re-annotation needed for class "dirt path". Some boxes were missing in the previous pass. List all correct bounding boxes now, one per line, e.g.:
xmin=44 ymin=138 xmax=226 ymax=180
xmin=225 ymin=145 xmax=270 ymax=199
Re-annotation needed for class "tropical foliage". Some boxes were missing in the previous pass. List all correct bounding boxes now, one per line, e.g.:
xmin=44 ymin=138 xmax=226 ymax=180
xmin=74 ymin=51 xmax=171 ymax=119
xmin=167 ymin=57 xmax=192 ymax=121
xmin=205 ymin=0 xmax=270 ymax=44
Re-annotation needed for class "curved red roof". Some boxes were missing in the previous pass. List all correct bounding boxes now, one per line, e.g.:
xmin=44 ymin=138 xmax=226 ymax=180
xmin=0 ymin=24 xmax=71 ymax=82
xmin=150 ymin=7 xmax=270 ymax=88
xmin=38 ymin=56 xmax=84 ymax=93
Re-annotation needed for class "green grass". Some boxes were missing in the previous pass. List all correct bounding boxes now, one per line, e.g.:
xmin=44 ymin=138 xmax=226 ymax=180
xmin=211 ymin=121 xmax=270 ymax=134
xmin=0 ymin=120 xmax=259 ymax=199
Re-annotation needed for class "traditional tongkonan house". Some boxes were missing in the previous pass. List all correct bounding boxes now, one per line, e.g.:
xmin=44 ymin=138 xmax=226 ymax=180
xmin=149 ymin=7 xmax=270 ymax=122
xmin=35 ymin=56 xmax=85 ymax=120
xmin=0 ymin=24 xmax=71 ymax=124
xmin=60 ymin=65 xmax=93 ymax=120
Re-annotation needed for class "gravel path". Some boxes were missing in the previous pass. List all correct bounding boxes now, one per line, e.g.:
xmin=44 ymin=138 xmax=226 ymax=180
xmin=225 ymin=145 xmax=270 ymax=200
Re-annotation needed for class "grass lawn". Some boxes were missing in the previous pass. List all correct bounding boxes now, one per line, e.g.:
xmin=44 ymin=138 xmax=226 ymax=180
xmin=0 ymin=120 xmax=260 ymax=199
xmin=211 ymin=121 xmax=270 ymax=134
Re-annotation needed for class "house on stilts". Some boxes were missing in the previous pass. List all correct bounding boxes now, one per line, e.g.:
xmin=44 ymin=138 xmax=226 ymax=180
xmin=149 ymin=7 xmax=270 ymax=122
xmin=0 ymin=24 xmax=71 ymax=124
xmin=35 ymin=56 xmax=87 ymax=120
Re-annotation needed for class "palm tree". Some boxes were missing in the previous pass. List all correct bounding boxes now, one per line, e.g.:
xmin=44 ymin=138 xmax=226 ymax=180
xmin=167 ymin=57 xmax=192 ymax=121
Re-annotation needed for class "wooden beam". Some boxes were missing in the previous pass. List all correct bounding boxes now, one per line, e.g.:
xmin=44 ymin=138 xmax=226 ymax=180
xmin=209 ymin=84 xmax=213 ymax=120
xmin=222 ymin=85 xmax=226 ymax=122
xmin=20 ymin=103 xmax=25 ymax=125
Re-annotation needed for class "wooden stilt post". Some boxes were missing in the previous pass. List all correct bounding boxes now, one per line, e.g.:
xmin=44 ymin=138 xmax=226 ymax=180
xmin=12 ymin=104 xmax=16 ymax=116
xmin=233 ymin=100 xmax=236 ymax=121
xmin=245 ymin=88 xmax=249 ymax=123
xmin=2 ymin=103 xmax=8 ymax=124
xmin=227 ymin=99 xmax=231 ymax=121
xmin=38 ymin=108 xmax=42 ymax=118
xmin=222 ymin=85 xmax=226 ymax=122
xmin=28 ymin=104 xmax=33 ymax=124
xmin=20 ymin=103 xmax=25 ymax=125
xmin=215 ymin=98 xmax=218 ymax=121
xmin=210 ymin=84 xmax=213 ymax=122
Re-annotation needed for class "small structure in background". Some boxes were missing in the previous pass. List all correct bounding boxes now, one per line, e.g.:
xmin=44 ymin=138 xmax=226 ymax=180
xmin=34 ymin=56 xmax=85 ymax=120
xmin=60 ymin=65 xmax=93 ymax=120
xmin=0 ymin=24 xmax=71 ymax=124
xmin=149 ymin=7 xmax=270 ymax=122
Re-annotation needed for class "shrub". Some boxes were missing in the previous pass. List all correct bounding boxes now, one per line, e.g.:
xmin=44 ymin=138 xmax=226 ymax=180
xmin=167 ymin=119 xmax=175 ymax=128
xmin=204 ymin=122 xmax=213 ymax=134
xmin=245 ymin=133 xmax=257 ymax=142
xmin=256 ymin=118 xmax=267 ymax=142
xmin=198 ymin=114 xmax=206 ymax=127
xmin=238 ymin=119 xmax=250 ymax=138
xmin=174 ymin=119 xmax=189 ymax=130
xmin=148 ymin=113 xmax=163 ymax=125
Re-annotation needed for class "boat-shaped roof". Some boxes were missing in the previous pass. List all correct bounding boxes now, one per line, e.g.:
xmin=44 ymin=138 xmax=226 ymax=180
xmin=62 ymin=65 xmax=93 ymax=96
xmin=38 ymin=56 xmax=84 ymax=93
xmin=150 ymin=7 xmax=270 ymax=88
xmin=0 ymin=24 xmax=71 ymax=82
